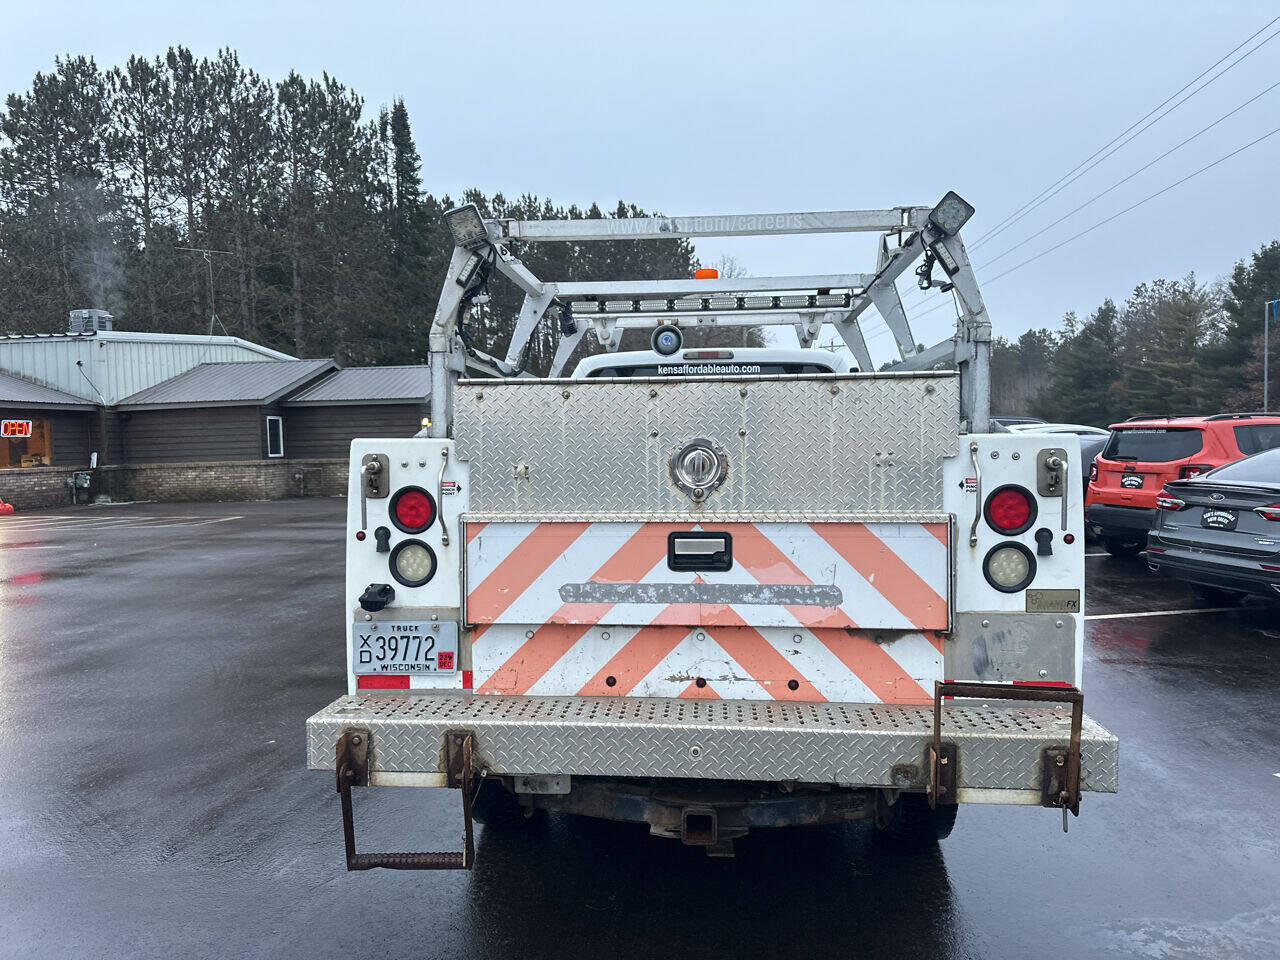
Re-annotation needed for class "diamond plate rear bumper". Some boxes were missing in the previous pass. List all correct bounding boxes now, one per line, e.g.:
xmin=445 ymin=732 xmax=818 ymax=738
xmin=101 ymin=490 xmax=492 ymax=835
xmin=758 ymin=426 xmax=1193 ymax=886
xmin=307 ymin=694 xmax=1118 ymax=796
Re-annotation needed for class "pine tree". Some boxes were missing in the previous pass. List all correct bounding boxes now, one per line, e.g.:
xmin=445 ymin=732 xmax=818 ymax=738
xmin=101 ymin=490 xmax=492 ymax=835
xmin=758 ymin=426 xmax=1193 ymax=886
xmin=106 ymin=55 xmax=169 ymax=328
xmin=0 ymin=56 xmax=113 ymax=322
xmin=0 ymin=49 xmax=780 ymax=364
xmin=1120 ymin=275 xmax=1222 ymax=416
xmin=1033 ymin=300 xmax=1122 ymax=425
xmin=989 ymin=328 xmax=1057 ymax=416
xmin=1209 ymin=241 xmax=1280 ymax=410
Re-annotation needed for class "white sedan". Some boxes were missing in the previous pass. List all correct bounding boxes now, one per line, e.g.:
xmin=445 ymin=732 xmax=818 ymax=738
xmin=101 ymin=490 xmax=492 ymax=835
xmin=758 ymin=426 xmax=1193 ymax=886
xmin=1005 ymin=422 xmax=1110 ymax=437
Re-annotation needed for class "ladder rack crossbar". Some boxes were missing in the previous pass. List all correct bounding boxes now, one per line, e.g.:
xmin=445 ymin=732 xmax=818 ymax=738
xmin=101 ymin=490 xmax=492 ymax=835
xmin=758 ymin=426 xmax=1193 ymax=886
xmin=497 ymin=208 xmax=930 ymax=242
xmin=552 ymin=274 xmax=873 ymax=299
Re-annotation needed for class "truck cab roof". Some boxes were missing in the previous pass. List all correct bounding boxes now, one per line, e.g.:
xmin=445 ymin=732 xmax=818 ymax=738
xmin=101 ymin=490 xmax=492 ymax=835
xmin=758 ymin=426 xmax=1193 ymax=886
xmin=570 ymin=347 xmax=853 ymax=379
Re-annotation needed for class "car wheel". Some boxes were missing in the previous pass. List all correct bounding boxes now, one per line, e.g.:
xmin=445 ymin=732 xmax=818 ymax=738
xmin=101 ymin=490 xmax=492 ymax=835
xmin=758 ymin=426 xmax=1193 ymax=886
xmin=1191 ymin=584 xmax=1244 ymax=605
xmin=470 ymin=781 xmax=545 ymax=829
xmin=1102 ymin=536 xmax=1143 ymax=558
xmin=874 ymin=793 xmax=958 ymax=843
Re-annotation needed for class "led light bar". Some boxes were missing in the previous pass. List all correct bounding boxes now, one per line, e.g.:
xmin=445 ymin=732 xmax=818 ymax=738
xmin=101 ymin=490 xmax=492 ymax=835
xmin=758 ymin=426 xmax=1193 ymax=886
xmin=929 ymin=240 xmax=960 ymax=277
xmin=814 ymin=294 xmax=850 ymax=308
xmin=563 ymin=292 xmax=855 ymax=315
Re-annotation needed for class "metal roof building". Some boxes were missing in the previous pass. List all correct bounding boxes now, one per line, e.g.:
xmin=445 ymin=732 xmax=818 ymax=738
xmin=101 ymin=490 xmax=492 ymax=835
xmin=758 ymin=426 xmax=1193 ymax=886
xmin=116 ymin=359 xmax=337 ymax=410
xmin=283 ymin=365 xmax=430 ymax=406
xmin=0 ymin=330 xmax=294 ymax=404
xmin=2 ymin=342 xmax=431 ymax=506
xmin=0 ymin=369 xmax=97 ymax=410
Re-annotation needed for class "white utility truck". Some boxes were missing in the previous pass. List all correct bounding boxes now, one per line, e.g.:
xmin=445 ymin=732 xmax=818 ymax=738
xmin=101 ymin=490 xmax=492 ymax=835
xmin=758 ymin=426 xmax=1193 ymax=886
xmin=307 ymin=195 xmax=1118 ymax=869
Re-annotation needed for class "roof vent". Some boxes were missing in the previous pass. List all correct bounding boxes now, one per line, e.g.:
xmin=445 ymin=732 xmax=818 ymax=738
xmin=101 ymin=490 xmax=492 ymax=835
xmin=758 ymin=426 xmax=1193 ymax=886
xmin=68 ymin=309 xmax=114 ymax=333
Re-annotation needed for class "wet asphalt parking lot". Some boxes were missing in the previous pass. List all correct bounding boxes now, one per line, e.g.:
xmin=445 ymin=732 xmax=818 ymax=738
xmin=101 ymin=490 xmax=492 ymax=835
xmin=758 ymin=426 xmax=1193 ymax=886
xmin=1 ymin=499 xmax=1278 ymax=960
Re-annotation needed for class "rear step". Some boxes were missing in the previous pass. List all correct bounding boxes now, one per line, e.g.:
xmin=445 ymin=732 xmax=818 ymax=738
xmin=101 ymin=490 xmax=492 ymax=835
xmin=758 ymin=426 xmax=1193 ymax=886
xmin=308 ymin=691 xmax=1118 ymax=796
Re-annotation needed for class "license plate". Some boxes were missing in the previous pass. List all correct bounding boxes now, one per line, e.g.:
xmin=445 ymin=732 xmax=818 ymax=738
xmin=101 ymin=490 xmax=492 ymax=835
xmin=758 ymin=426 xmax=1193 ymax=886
xmin=1120 ymin=474 xmax=1144 ymax=489
xmin=1201 ymin=509 xmax=1237 ymax=531
xmin=351 ymin=621 xmax=458 ymax=674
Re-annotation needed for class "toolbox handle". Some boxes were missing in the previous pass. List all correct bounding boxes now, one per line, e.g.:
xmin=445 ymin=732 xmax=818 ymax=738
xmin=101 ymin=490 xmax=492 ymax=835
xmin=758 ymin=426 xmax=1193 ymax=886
xmin=668 ymin=531 xmax=733 ymax=572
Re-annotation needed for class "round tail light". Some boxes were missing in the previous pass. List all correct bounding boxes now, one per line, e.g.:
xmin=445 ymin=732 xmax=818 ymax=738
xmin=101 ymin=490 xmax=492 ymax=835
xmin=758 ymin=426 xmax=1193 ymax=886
xmin=984 ymin=485 xmax=1037 ymax=535
xmin=389 ymin=486 xmax=437 ymax=533
xmin=983 ymin=542 xmax=1036 ymax=592
xmin=390 ymin=539 xmax=438 ymax=587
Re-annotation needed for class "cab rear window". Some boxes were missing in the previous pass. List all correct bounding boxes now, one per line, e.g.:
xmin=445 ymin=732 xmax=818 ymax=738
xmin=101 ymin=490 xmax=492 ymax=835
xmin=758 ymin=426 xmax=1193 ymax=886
xmin=586 ymin=362 xmax=835 ymax=377
xmin=1233 ymin=424 xmax=1280 ymax=455
xmin=1101 ymin=427 xmax=1203 ymax=462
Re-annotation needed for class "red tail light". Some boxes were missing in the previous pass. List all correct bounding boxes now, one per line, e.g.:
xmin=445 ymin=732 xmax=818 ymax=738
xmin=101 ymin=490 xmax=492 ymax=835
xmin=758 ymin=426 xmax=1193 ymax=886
xmin=1254 ymin=503 xmax=1280 ymax=522
xmin=1155 ymin=494 xmax=1186 ymax=511
xmin=984 ymin=485 xmax=1037 ymax=534
xmin=1088 ymin=462 xmax=1098 ymax=482
xmin=1178 ymin=464 xmax=1211 ymax=479
xmin=389 ymin=486 xmax=437 ymax=533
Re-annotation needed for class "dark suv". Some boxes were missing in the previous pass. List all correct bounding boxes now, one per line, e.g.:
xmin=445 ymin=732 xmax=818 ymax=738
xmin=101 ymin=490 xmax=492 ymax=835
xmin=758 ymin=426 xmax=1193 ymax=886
xmin=1085 ymin=414 xmax=1280 ymax=557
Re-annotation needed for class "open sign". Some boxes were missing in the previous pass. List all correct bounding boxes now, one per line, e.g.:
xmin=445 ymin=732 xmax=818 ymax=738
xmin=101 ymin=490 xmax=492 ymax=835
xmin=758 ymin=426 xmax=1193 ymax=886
xmin=2 ymin=420 xmax=32 ymax=438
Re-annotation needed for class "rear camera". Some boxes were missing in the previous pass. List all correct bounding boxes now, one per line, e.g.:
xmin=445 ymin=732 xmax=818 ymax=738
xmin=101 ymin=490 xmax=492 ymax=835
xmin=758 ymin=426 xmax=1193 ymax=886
xmin=390 ymin=539 xmax=438 ymax=587
xmin=651 ymin=324 xmax=683 ymax=356
xmin=983 ymin=542 xmax=1036 ymax=593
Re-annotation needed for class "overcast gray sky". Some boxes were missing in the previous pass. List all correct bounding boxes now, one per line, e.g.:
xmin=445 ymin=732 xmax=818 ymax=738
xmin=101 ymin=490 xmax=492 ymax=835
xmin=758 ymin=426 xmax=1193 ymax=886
xmin=6 ymin=1 xmax=1279 ymax=366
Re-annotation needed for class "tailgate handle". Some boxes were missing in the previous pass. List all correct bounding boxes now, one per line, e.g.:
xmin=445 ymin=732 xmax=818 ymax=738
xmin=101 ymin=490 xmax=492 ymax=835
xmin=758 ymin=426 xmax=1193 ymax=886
xmin=668 ymin=532 xmax=732 ymax=572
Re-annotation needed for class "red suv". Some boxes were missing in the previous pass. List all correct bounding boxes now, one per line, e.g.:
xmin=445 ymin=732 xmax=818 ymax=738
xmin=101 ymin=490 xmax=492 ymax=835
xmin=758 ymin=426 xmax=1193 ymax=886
xmin=1085 ymin=413 xmax=1280 ymax=556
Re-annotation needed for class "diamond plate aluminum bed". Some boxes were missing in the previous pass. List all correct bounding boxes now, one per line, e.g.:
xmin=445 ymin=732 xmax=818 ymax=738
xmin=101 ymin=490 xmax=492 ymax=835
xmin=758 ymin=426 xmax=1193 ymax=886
xmin=308 ymin=694 xmax=1118 ymax=797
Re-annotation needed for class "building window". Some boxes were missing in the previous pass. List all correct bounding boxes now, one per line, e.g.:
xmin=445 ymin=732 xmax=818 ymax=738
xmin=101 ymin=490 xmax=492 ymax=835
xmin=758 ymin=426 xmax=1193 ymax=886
xmin=266 ymin=415 xmax=285 ymax=458
xmin=3 ymin=417 xmax=52 ymax=467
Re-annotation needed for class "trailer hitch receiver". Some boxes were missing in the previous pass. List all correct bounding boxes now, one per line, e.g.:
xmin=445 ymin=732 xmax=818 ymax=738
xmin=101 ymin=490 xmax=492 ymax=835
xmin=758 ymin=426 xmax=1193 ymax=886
xmin=335 ymin=727 xmax=476 ymax=870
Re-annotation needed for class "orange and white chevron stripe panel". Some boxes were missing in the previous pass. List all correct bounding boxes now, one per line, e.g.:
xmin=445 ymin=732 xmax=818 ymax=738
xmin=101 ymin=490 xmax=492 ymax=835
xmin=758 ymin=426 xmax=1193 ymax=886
xmin=465 ymin=521 xmax=948 ymax=704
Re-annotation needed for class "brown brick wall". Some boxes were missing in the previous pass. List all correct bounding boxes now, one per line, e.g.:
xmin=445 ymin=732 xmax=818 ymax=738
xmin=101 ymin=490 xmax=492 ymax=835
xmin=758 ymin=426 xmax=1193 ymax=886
xmin=0 ymin=458 xmax=348 ymax=511
xmin=0 ymin=465 xmax=83 ymax=510
xmin=98 ymin=458 xmax=347 ymax=503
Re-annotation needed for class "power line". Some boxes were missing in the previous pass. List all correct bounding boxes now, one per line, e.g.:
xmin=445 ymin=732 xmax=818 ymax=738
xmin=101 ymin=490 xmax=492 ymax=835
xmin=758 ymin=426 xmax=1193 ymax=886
xmin=986 ymin=123 xmax=1280 ymax=282
xmin=978 ymin=76 xmax=1280 ymax=270
xmin=971 ymin=24 xmax=1280 ymax=254
xmin=898 ymin=30 xmax=1280 ymax=318
xmin=966 ymin=15 xmax=1280 ymax=252
xmin=883 ymin=121 xmax=1280 ymax=340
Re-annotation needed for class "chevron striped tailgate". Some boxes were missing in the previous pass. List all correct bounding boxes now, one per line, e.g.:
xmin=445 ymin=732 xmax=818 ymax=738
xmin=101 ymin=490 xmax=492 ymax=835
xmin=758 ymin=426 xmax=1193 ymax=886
xmin=465 ymin=521 xmax=949 ymax=704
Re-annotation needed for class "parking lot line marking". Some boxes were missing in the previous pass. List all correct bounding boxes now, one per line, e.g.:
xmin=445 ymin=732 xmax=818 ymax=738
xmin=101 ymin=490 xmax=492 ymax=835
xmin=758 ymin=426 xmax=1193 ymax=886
xmin=0 ymin=515 xmax=240 ymax=534
xmin=1086 ymin=606 xmax=1242 ymax=621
